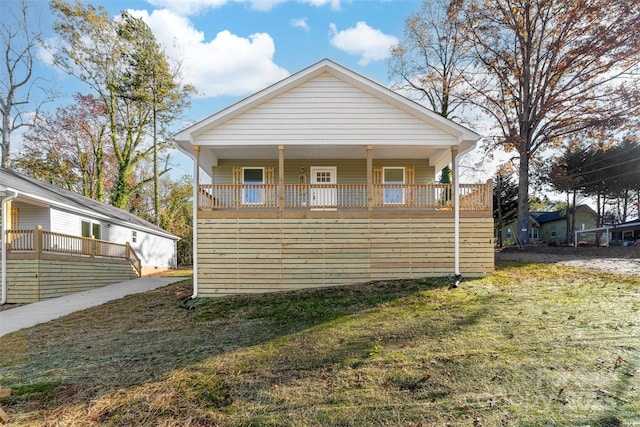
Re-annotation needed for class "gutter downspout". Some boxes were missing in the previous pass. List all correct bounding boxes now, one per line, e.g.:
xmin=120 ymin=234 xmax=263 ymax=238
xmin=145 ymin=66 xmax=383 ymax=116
xmin=191 ymin=145 xmax=200 ymax=300
xmin=1 ymin=188 xmax=19 ymax=305
xmin=453 ymin=140 xmax=478 ymax=285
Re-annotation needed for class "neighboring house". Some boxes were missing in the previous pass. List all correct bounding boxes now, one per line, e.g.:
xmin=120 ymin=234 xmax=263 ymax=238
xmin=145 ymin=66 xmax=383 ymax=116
xmin=610 ymin=220 xmax=640 ymax=245
xmin=500 ymin=205 xmax=598 ymax=246
xmin=175 ymin=59 xmax=494 ymax=298
xmin=580 ymin=219 xmax=640 ymax=246
xmin=1 ymin=168 xmax=179 ymax=303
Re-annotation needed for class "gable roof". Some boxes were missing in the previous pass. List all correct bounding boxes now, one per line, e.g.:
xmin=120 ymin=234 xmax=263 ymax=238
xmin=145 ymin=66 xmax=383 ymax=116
xmin=175 ymin=59 xmax=481 ymax=168
xmin=530 ymin=205 xmax=597 ymax=225
xmin=0 ymin=168 xmax=179 ymax=240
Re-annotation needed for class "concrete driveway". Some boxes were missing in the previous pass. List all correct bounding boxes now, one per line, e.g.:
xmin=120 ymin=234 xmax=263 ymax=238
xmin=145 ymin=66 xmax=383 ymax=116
xmin=0 ymin=277 xmax=187 ymax=338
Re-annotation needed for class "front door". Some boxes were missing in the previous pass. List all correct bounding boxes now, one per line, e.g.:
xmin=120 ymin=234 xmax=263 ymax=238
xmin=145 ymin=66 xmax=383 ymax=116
xmin=310 ymin=167 xmax=337 ymax=209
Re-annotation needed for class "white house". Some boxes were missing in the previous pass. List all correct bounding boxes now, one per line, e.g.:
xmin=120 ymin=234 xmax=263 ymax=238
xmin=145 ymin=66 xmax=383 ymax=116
xmin=175 ymin=59 xmax=494 ymax=298
xmin=1 ymin=167 xmax=180 ymax=303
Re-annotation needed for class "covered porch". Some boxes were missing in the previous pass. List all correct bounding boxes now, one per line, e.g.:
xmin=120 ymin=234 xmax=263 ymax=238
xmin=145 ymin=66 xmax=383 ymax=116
xmin=189 ymin=144 xmax=494 ymax=296
xmin=193 ymin=143 xmax=491 ymax=212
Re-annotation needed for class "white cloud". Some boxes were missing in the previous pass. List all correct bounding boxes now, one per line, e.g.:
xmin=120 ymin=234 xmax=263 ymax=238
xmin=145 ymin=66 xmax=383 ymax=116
xmin=329 ymin=21 xmax=398 ymax=66
xmin=291 ymin=17 xmax=310 ymax=31
xmin=302 ymin=0 xmax=342 ymax=11
xmin=130 ymin=9 xmax=289 ymax=97
xmin=145 ymin=0 xmax=228 ymax=15
xmin=146 ymin=0 xmax=340 ymax=15
xmin=37 ymin=38 xmax=58 ymax=67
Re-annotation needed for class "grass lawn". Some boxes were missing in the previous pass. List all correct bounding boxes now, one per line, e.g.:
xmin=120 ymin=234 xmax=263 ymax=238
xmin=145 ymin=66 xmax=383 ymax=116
xmin=0 ymin=261 xmax=638 ymax=426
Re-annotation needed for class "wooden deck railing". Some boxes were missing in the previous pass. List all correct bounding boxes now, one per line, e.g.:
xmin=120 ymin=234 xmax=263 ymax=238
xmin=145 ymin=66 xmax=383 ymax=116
xmin=5 ymin=226 xmax=141 ymax=276
xmin=198 ymin=181 xmax=492 ymax=211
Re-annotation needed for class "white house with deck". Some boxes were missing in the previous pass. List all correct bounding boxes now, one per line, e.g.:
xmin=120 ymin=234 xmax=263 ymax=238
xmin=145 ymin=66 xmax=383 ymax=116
xmin=1 ymin=168 xmax=179 ymax=303
xmin=176 ymin=59 xmax=494 ymax=297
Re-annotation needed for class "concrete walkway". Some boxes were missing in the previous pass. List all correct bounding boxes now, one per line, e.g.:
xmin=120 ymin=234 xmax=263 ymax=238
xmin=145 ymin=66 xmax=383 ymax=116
xmin=0 ymin=277 xmax=187 ymax=338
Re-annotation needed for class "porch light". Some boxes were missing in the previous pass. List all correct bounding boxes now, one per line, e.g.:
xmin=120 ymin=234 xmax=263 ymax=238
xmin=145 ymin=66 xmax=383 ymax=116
xmin=299 ymin=167 xmax=305 ymax=173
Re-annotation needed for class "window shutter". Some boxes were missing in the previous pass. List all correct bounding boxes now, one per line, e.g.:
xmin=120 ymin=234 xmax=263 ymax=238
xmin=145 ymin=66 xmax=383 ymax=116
xmin=232 ymin=167 xmax=241 ymax=205
xmin=406 ymin=166 xmax=415 ymax=204
xmin=265 ymin=167 xmax=274 ymax=185
xmin=265 ymin=167 xmax=275 ymax=205
xmin=406 ymin=167 xmax=415 ymax=184
xmin=232 ymin=167 xmax=241 ymax=184
xmin=373 ymin=167 xmax=382 ymax=205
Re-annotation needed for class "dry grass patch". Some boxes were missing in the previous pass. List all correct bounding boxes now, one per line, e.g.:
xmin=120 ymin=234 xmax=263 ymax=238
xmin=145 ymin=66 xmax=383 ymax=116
xmin=0 ymin=264 xmax=638 ymax=426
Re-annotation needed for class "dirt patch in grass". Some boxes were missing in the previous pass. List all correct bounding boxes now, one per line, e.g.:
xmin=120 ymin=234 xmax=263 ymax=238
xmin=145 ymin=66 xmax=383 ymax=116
xmin=1 ymin=265 xmax=639 ymax=426
xmin=497 ymin=246 xmax=640 ymax=276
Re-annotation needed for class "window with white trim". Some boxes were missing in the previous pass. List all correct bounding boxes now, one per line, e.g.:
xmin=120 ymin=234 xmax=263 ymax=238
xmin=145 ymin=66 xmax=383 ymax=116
xmin=82 ymin=220 xmax=101 ymax=239
xmin=383 ymin=167 xmax=405 ymax=205
xmin=242 ymin=167 xmax=264 ymax=204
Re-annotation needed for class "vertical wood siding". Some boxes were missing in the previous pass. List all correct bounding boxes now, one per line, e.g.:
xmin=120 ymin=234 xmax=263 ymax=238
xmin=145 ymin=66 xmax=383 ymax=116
xmin=197 ymin=212 xmax=494 ymax=296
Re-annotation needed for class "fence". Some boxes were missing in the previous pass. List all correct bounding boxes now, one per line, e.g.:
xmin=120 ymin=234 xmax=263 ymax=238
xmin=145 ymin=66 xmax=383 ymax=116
xmin=5 ymin=226 xmax=141 ymax=276
xmin=198 ymin=181 xmax=492 ymax=211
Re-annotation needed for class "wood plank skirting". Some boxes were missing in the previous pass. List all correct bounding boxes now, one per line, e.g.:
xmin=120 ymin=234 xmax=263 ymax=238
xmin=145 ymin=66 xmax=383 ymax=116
xmin=3 ymin=253 xmax=139 ymax=303
xmin=197 ymin=210 xmax=494 ymax=296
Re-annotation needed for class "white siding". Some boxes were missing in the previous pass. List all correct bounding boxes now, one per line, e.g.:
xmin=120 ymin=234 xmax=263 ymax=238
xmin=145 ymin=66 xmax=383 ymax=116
xmin=108 ymin=223 xmax=177 ymax=269
xmin=197 ymin=73 xmax=456 ymax=146
xmin=12 ymin=202 xmax=49 ymax=230
xmin=50 ymin=207 xmax=107 ymax=239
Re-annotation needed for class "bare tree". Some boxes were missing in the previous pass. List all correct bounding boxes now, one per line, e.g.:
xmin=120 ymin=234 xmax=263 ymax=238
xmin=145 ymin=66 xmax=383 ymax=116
xmin=0 ymin=0 xmax=52 ymax=169
xmin=460 ymin=0 xmax=640 ymax=244
xmin=388 ymin=0 xmax=472 ymax=121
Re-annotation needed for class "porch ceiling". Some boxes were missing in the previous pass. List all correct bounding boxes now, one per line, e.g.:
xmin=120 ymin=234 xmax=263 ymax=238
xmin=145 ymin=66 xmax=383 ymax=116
xmin=198 ymin=144 xmax=458 ymax=175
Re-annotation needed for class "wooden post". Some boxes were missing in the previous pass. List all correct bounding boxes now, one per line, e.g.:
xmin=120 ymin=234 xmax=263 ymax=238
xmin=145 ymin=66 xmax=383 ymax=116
xmin=366 ymin=145 xmax=373 ymax=210
xmin=34 ymin=225 xmax=42 ymax=257
xmin=486 ymin=179 xmax=493 ymax=211
xmin=278 ymin=145 xmax=284 ymax=212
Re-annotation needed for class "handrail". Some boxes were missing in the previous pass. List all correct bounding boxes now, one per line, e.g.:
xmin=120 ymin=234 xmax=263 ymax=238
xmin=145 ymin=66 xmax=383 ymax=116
xmin=5 ymin=227 xmax=142 ymax=276
xmin=126 ymin=242 xmax=142 ymax=276
xmin=198 ymin=182 xmax=492 ymax=211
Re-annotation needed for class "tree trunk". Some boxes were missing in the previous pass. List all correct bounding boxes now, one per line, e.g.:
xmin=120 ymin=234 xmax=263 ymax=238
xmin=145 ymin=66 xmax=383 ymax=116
xmin=153 ymin=107 xmax=159 ymax=225
xmin=112 ymin=162 xmax=134 ymax=209
xmin=565 ymin=191 xmax=571 ymax=244
xmin=516 ymin=152 xmax=530 ymax=246
xmin=571 ymin=190 xmax=576 ymax=245
xmin=496 ymin=175 xmax=504 ymax=248
xmin=2 ymin=108 xmax=11 ymax=169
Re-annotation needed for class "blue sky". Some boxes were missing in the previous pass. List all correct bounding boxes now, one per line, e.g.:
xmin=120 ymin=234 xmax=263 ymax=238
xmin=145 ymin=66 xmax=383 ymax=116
xmin=32 ymin=0 xmax=421 ymax=120
xmin=4 ymin=0 xmax=425 ymax=177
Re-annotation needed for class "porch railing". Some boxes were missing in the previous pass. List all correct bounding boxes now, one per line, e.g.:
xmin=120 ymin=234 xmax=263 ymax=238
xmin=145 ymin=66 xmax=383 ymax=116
xmin=5 ymin=226 xmax=141 ymax=276
xmin=198 ymin=181 xmax=492 ymax=211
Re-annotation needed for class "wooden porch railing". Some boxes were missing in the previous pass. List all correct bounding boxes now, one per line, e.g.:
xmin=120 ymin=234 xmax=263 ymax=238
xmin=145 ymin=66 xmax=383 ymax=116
xmin=5 ymin=226 xmax=142 ymax=276
xmin=198 ymin=181 xmax=492 ymax=211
